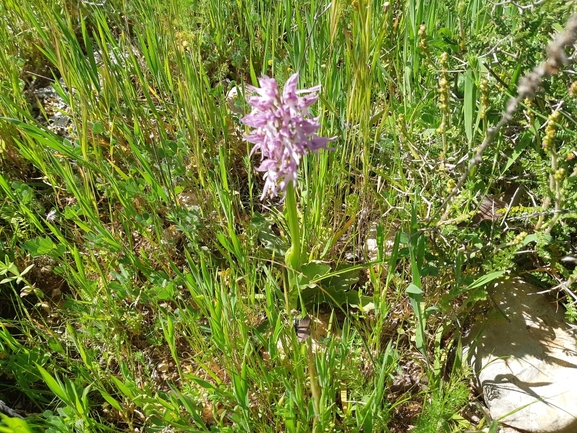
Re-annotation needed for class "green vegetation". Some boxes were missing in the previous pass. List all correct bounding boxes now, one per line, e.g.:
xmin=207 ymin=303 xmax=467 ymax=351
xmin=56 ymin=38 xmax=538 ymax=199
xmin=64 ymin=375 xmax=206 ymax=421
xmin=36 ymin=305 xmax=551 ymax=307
xmin=1 ymin=0 xmax=576 ymax=431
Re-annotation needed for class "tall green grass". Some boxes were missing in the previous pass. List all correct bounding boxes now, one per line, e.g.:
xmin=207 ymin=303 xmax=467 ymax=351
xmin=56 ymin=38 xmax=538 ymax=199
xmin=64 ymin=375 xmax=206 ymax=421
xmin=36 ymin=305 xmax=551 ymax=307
xmin=1 ymin=0 xmax=576 ymax=431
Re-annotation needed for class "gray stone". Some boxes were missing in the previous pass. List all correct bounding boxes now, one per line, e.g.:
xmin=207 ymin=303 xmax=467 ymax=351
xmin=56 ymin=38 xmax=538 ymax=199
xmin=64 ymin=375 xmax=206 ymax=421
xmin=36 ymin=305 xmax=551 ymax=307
xmin=464 ymin=278 xmax=577 ymax=433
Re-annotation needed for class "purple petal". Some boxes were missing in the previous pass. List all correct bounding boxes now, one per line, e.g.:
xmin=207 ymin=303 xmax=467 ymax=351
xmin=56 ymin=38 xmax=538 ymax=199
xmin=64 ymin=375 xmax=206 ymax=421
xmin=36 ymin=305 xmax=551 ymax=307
xmin=240 ymin=71 xmax=335 ymax=200
xmin=309 ymin=136 xmax=337 ymax=150
xmin=282 ymin=72 xmax=300 ymax=98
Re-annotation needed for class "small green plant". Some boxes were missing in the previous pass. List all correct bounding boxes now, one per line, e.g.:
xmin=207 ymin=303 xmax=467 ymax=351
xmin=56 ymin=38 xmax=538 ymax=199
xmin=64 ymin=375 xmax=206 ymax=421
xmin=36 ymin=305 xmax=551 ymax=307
xmin=0 ymin=258 xmax=33 ymax=292
xmin=413 ymin=379 xmax=470 ymax=433
xmin=0 ymin=415 xmax=34 ymax=433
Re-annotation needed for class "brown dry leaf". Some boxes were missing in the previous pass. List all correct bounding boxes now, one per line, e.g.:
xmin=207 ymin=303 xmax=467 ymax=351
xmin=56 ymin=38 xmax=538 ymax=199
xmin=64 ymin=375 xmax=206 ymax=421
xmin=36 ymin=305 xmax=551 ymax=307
xmin=472 ymin=195 xmax=507 ymax=224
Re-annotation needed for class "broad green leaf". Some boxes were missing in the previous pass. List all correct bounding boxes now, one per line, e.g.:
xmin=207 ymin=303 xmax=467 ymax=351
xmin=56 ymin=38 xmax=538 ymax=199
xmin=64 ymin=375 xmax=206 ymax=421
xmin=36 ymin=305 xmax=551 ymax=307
xmin=522 ymin=233 xmax=552 ymax=246
xmin=0 ymin=415 xmax=33 ymax=433
xmin=23 ymin=237 xmax=55 ymax=257
xmin=298 ymin=262 xmax=331 ymax=290
xmin=406 ymin=283 xmax=423 ymax=297
xmin=111 ymin=376 xmax=134 ymax=399
xmin=36 ymin=365 xmax=69 ymax=405
xmin=189 ymin=377 xmax=218 ymax=391
xmin=99 ymin=389 xmax=123 ymax=412
xmin=91 ymin=121 xmax=104 ymax=134
xmin=464 ymin=271 xmax=505 ymax=292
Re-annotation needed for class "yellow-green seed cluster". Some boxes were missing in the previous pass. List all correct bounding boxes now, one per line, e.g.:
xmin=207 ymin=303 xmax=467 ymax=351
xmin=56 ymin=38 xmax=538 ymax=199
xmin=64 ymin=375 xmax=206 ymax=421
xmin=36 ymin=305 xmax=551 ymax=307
xmin=523 ymin=98 xmax=535 ymax=127
xmin=436 ymin=52 xmax=450 ymax=135
xmin=511 ymin=231 xmax=528 ymax=246
xmin=480 ymin=78 xmax=489 ymax=120
xmin=418 ymin=24 xmax=429 ymax=65
xmin=542 ymin=110 xmax=560 ymax=151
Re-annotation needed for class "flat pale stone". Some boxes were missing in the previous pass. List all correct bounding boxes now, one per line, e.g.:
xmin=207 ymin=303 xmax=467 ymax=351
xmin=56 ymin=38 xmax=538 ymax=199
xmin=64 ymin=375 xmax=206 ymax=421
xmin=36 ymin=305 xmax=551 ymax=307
xmin=464 ymin=278 xmax=577 ymax=433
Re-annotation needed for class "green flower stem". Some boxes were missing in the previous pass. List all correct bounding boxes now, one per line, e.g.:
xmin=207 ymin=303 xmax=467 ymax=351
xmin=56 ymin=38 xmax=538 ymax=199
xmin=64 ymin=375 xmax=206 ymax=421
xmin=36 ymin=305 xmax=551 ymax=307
xmin=284 ymin=182 xmax=303 ymax=311
xmin=284 ymin=182 xmax=302 ymax=272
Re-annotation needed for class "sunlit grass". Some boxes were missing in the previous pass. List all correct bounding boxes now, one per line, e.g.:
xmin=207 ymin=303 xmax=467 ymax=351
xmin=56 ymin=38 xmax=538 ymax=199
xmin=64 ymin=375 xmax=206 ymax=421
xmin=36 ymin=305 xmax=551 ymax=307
xmin=1 ymin=0 xmax=576 ymax=431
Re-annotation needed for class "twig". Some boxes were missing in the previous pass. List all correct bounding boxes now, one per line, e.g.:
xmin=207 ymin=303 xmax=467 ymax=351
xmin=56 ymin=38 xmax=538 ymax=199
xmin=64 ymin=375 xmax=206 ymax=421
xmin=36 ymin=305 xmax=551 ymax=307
xmin=534 ymin=275 xmax=577 ymax=304
xmin=0 ymin=400 xmax=23 ymax=419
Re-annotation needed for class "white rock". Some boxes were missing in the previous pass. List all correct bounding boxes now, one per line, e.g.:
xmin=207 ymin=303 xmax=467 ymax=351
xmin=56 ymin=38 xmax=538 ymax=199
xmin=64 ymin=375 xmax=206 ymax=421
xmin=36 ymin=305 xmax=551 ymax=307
xmin=464 ymin=278 xmax=577 ymax=433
